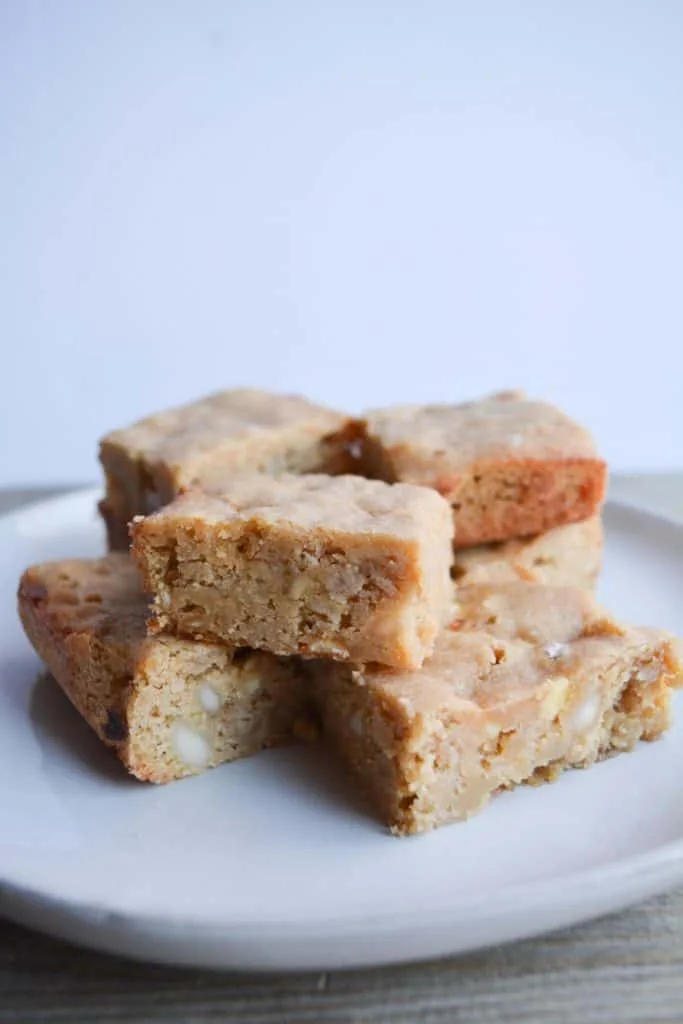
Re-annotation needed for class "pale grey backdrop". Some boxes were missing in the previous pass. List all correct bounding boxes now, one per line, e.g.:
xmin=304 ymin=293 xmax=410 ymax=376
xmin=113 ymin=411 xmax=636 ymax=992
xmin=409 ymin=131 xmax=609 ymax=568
xmin=2 ymin=1 xmax=683 ymax=483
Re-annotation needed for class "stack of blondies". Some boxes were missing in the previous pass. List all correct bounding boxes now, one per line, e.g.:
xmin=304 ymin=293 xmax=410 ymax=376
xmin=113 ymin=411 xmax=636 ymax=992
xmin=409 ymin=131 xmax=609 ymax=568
xmin=18 ymin=390 xmax=683 ymax=834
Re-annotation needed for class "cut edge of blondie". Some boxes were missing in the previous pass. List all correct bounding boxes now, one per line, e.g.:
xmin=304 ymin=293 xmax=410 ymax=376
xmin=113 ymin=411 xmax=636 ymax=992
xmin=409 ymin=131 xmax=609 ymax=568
xmin=130 ymin=478 xmax=454 ymax=670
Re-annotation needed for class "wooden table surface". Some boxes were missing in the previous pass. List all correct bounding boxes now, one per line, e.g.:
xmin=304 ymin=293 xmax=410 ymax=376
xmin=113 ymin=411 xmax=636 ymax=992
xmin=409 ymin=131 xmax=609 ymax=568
xmin=3 ymin=476 xmax=683 ymax=1024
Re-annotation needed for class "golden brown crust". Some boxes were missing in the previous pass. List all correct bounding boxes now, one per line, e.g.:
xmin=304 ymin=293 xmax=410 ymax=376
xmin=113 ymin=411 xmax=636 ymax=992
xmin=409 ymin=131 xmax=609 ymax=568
xmin=441 ymin=457 xmax=607 ymax=548
xmin=17 ymin=555 xmax=141 ymax=758
xmin=360 ymin=393 xmax=608 ymax=547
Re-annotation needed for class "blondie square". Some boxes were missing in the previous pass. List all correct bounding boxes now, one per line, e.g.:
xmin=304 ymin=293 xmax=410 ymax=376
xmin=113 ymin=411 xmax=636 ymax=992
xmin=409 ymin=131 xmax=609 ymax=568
xmin=452 ymin=516 xmax=603 ymax=590
xmin=131 ymin=474 xmax=454 ymax=669
xmin=99 ymin=389 xmax=352 ymax=550
xmin=313 ymin=582 xmax=682 ymax=834
xmin=18 ymin=555 xmax=309 ymax=782
xmin=360 ymin=391 xmax=607 ymax=548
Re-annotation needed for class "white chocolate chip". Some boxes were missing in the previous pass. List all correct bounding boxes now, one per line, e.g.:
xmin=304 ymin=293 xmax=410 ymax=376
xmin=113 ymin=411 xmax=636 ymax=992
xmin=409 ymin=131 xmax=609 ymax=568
xmin=541 ymin=677 xmax=570 ymax=718
xmin=509 ymin=433 xmax=524 ymax=448
xmin=198 ymin=684 xmax=222 ymax=713
xmin=544 ymin=642 xmax=569 ymax=661
xmin=172 ymin=722 xmax=211 ymax=768
xmin=572 ymin=694 xmax=600 ymax=733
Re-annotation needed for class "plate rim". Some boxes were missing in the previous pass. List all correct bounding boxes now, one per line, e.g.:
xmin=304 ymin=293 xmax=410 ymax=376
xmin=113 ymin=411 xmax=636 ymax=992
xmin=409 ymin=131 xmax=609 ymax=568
xmin=3 ymin=815 xmax=683 ymax=930
xmin=2 ymin=486 xmax=683 ymax=967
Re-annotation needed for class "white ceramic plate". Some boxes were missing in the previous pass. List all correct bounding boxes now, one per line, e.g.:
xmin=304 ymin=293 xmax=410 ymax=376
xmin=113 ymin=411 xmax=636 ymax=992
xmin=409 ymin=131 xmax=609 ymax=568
xmin=2 ymin=489 xmax=683 ymax=971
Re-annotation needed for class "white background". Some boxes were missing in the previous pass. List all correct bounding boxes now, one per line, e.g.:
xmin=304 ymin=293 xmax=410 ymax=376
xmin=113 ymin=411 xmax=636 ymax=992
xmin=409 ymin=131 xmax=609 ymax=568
xmin=2 ymin=1 xmax=682 ymax=485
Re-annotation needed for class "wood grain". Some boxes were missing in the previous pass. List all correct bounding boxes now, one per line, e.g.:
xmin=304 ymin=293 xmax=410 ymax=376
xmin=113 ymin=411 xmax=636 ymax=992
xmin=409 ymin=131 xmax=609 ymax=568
xmin=2 ymin=476 xmax=683 ymax=1024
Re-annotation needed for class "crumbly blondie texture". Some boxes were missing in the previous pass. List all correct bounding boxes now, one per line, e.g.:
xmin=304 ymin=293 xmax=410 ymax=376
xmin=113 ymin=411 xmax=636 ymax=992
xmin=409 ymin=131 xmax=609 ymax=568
xmin=17 ymin=556 xmax=309 ymax=783
xmin=131 ymin=474 xmax=454 ymax=670
xmin=99 ymin=389 xmax=352 ymax=551
xmin=313 ymin=582 xmax=682 ymax=835
xmin=452 ymin=516 xmax=603 ymax=590
xmin=360 ymin=391 xmax=607 ymax=548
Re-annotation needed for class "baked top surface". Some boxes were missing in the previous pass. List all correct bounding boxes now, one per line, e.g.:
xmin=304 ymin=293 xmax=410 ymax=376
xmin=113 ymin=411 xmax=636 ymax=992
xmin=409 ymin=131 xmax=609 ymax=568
xmin=18 ymin=554 xmax=148 ymax=648
xmin=346 ymin=582 xmax=677 ymax=713
xmin=101 ymin=389 xmax=345 ymax=463
xmin=138 ymin=473 xmax=452 ymax=541
xmin=452 ymin=516 xmax=603 ymax=582
xmin=364 ymin=391 xmax=600 ymax=468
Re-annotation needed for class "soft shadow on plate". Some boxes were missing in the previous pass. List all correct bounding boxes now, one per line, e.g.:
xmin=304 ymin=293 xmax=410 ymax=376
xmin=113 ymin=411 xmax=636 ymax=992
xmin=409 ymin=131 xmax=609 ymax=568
xmin=27 ymin=667 xmax=373 ymax=822
xmin=1 ymin=655 xmax=42 ymax=713
xmin=264 ymin=739 xmax=374 ymax=825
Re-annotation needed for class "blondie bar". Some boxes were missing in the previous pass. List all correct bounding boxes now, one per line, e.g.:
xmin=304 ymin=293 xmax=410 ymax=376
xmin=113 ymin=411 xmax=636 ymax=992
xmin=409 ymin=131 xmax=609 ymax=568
xmin=313 ymin=582 xmax=681 ymax=834
xmin=360 ymin=391 xmax=607 ymax=547
xmin=18 ymin=555 xmax=309 ymax=782
xmin=131 ymin=474 xmax=454 ymax=669
xmin=99 ymin=389 xmax=352 ymax=550
xmin=452 ymin=516 xmax=603 ymax=589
